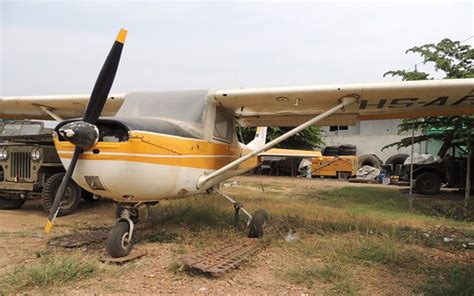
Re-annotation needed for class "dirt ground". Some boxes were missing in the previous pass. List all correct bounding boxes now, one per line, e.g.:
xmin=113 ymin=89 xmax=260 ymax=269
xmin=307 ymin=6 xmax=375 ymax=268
xmin=0 ymin=176 xmax=472 ymax=295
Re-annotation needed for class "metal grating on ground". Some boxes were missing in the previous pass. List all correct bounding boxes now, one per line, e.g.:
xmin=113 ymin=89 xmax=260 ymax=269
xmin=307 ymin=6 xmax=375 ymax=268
xmin=180 ymin=239 xmax=261 ymax=276
xmin=47 ymin=221 xmax=154 ymax=248
xmin=48 ymin=229 xmax=109 ymax=248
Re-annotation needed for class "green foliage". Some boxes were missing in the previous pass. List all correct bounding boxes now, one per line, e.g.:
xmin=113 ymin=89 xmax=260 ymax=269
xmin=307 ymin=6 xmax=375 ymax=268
xmin=239 ymin=126 xmax=323 ymax=150
xmin=382 ymin=38 xmax=474 ymax=151
xmin=383 ymin=116 xmax=474 ymax=150
xmin=384 ymin=38 xmax=474 ymax=80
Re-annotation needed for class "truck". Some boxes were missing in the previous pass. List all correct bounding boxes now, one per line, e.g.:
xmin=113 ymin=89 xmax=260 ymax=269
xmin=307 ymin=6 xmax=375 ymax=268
xmin=396 ymin=139 xmax=473 ymax=195
xmin=0 ymin=120 xmax=92 ymax=215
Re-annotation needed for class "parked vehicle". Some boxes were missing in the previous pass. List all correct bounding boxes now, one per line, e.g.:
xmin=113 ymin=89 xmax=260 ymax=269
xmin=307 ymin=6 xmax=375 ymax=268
xmin=0 ymin=120 xmax=93 ymax=214
xmin=312 ymin=155 xmax=358 ymax=179
xmin=395 ymin=139 xmax=472 ymax=195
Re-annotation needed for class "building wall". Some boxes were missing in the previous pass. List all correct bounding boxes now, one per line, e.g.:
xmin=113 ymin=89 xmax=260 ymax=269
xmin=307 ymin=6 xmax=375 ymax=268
xmin=320 ymin=119 xmax=437 ymax=162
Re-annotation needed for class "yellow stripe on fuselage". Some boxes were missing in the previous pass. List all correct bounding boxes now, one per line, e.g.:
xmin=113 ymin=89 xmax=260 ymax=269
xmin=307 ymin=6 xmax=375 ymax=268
xmin=54 ymin=131 xmax=259 ymax=170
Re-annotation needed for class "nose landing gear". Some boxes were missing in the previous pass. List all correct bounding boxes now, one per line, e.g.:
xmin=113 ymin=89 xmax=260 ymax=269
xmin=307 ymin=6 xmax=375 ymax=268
xmin=107 ymin=204 xmax=139 ymax=258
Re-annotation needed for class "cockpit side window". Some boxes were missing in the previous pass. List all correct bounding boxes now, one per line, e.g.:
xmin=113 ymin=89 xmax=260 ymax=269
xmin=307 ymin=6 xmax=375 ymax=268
xmin=213 ymin=108 xmax=234 ymax=143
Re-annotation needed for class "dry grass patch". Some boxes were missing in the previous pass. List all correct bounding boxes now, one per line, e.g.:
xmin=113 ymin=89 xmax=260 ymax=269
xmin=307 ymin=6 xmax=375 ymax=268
xmin=0 ymin=252 xmax=97 ymax=294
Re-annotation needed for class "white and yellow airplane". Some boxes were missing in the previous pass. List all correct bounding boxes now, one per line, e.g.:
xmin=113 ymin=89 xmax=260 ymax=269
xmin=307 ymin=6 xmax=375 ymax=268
xmin=1 ymin=29 xmax=473 ymax=257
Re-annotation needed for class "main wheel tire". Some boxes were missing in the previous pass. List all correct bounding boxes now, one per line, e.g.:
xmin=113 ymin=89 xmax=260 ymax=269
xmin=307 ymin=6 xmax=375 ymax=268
xmin=248 ymin=209 xmax=269 ymax=238
xmin=42 ymin=173 xmax=81 ymax=217
xmin=415 ymin=172 xmax=442 ymax=195
xmin=358 ymin=154 xmax=382 ymax=169
xmin=385 ymin=153 xmax=409 ymax=166
xmin=0 ymin=197 xmax=25 ymax=210
xmin=107 ymin=221 xmax=133 ymax=258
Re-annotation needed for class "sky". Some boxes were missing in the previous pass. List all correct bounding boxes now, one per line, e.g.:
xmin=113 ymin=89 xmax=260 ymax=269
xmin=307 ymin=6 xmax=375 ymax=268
xmin=1 ymin=1 xmax=473 ymax=96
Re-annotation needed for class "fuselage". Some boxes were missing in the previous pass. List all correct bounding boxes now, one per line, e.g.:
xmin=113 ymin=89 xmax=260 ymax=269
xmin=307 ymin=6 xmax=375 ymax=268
xmin=54 ymin=130 xmax=260 ymax=202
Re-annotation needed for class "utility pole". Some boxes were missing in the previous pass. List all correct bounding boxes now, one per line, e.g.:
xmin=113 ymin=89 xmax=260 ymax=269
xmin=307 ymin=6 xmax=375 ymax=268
xmin=408 ymin=120 xmax=415 ymax=210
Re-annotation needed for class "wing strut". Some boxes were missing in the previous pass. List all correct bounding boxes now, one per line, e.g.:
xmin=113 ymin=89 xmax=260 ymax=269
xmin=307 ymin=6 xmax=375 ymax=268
xmin=37 ymin=106 xmax=64 ymax=121
xmin=196 ymin=95 xmax=358 ymax=189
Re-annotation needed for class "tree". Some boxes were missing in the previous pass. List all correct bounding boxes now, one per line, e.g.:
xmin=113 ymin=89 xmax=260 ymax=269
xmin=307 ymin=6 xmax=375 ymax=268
xmin=239 ymin=126 xmax=323 ymax=150
xmin=383 ymin=38 xmax=474 ymax=214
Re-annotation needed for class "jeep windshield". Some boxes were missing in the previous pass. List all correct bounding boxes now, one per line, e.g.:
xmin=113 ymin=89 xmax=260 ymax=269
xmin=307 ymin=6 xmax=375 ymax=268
xmin=0 ymin=122 xmax=43 ymax=136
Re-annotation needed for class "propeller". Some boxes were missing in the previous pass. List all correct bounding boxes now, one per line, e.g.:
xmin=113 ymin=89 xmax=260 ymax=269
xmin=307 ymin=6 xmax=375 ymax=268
xmin=44 ymin=28 xmax=127 ymax=234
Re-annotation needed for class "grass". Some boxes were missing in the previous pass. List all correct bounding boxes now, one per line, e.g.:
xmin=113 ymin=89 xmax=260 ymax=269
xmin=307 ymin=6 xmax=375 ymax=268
xmin=4 ymin=176 xmax=470 ymax=295
xmin=224 ymin=182 xmax=473 ymax=246
xmin=283 ymin=262 xmax=358 ymax=294
xmin=343 ymin=238 xmax=423 ymax=266
xmin=417 ymin=264 xmax=474 ymax=296
xmin=0 ymin=252 xmax=97 ymax=294
xmin=285 ymin=264 xmax=341 ymax=287
xmin=152 ymin=195 xmax=234 ymax=231
xmin=221 ymin=178 xmax=473 ymax=294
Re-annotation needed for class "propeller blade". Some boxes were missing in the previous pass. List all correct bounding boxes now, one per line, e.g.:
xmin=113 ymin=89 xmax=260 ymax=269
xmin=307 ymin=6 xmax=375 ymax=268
xmin=44 ymin=146 xmax=82 ymax=233
xmin=83 ymin=28 xmax=127 ymax=124
xmin=45 ymin=29 xmax=127 ymax=234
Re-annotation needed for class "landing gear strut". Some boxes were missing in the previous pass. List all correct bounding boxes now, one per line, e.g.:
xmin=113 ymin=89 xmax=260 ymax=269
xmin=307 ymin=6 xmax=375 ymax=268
xmin=107 ymin=203 xmax=139 ymax=258
xmin=216 ymin=190 xmax=268 ymax=238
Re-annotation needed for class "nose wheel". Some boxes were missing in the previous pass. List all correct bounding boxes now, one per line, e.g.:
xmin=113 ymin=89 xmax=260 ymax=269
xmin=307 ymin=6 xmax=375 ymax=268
xmin=107 ymin=221 xmax=133 ymax=258
xmin=107 ymin=204 xmax=139 ymax=258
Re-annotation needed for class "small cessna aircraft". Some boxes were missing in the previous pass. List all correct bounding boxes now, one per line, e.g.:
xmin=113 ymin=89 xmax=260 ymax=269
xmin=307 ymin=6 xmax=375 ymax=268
xmin=1 ymin=29 xmax=473 ymax=257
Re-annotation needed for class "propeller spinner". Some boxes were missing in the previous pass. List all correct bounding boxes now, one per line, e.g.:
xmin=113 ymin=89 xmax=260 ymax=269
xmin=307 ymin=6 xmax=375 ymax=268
xmin=44 ymin=28 xmax=127 ymax=234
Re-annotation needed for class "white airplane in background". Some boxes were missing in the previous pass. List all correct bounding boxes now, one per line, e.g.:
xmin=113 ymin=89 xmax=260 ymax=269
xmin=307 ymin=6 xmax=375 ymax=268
xmin=1 ymin=29 xmax=473 ymax=258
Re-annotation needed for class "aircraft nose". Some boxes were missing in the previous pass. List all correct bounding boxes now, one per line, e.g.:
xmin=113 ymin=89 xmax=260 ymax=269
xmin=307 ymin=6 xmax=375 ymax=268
xmin=59 ymin=121 xmax=99 ymax=150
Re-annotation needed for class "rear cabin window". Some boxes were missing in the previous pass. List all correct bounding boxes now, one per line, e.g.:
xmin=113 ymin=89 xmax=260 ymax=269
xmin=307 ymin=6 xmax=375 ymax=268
xmin=213 ymin=108 xmax=234 ymax=143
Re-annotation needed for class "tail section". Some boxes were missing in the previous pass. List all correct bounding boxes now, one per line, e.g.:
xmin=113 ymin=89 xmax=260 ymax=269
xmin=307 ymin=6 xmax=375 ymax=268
xmin=247 ymin=127 xmax=267 ymax=150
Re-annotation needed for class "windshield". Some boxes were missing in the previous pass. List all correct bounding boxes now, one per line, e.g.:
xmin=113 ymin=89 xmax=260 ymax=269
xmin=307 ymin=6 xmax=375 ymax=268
xmin=117 ymin=90 xmax=209 ymax=136
xmin=0 ymin=122 xmax=43 ymax=136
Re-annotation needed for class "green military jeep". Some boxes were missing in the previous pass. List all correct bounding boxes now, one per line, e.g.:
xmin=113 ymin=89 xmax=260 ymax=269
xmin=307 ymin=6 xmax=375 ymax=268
xmin=0 ymin=120 xmax=92 ymax=216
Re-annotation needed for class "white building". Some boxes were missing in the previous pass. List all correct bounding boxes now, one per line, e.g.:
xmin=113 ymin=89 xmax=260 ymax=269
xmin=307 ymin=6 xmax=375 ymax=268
xmin=320 ymin=119 xmax=440 ymax=162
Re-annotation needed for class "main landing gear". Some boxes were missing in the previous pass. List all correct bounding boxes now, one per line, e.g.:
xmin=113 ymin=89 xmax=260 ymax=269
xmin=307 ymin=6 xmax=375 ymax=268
xmin=107 ymin=203 xmax=144 ymax=258
xmin=106 ymin=193 xmax=268 ymax=258
xmin=216 ymin=190 xmax=268 ymax=238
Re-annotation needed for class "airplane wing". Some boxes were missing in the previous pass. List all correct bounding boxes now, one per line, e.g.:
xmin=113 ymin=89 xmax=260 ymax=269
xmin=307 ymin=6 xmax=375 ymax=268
xmin=212 ymin=79 xmax=474 ymax=126
xmin=0 ymin=94 xmax=125 ymax=120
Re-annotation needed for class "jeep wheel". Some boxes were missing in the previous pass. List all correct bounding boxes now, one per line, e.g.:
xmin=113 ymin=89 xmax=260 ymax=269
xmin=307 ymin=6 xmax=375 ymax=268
xmin=0 ymin=197 xmax=25 ymax=210
xmin=415 ymin=172 xmax=441 ymax=195
xmin=42 ymin=173 xmax=81 ymax=216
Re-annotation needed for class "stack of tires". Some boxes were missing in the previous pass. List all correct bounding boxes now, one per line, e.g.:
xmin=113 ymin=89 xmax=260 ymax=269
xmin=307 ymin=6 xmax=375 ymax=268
xmin=323 ymin=144 xmax=357 ymax=156
xmin=339 ymin=145 xmax=357 ymax=156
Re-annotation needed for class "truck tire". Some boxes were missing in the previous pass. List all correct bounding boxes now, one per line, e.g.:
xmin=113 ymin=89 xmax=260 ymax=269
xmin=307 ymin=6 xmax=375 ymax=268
xmin=358 ymin=154 xmax=382 ymax=169
xmin=339 ymin=144 xmax=357 ymax=156
xmin=0 ymin=197 xmax=25 ymax=210
xmin=415 ymin=172 xmax=441 ymax=195
xmin=323 ymin=146 xmax=340 ymax=156
xmin=385 ymin=153 xmax=409 ymax=166
xmin=42 ymin=173 xmax=81 ymax=217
